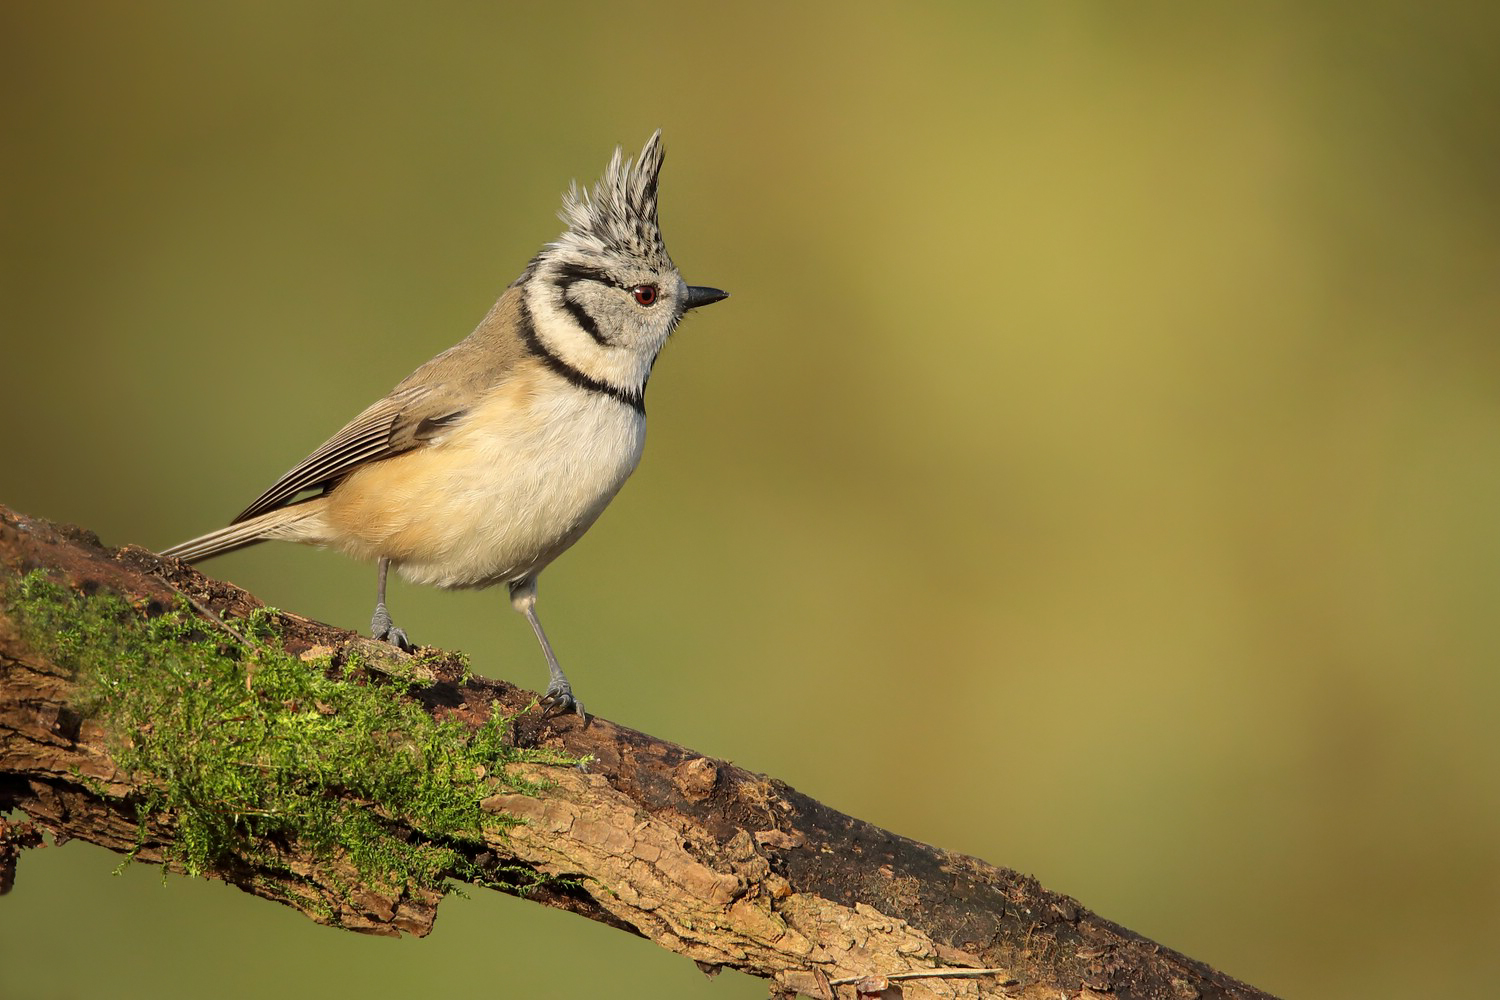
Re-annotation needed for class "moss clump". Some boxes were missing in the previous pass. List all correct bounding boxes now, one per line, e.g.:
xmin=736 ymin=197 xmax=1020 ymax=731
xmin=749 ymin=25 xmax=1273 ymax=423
xmin=4 ymin=571 xmax=564 ymax=901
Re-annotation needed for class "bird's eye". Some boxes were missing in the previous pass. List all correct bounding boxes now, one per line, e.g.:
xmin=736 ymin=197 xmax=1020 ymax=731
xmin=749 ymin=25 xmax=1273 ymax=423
xmin=631 ymin=284 xmax=658 ymax=307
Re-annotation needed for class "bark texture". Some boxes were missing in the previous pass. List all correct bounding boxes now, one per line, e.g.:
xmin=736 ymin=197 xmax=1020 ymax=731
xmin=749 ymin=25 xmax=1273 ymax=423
xmin=0 ymin=504 xmax=1276 ymax=1000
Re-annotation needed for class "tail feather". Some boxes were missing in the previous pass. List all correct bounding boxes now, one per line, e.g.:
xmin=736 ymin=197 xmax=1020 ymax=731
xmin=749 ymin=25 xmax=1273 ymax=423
xmin=160 ymin=506 xmax=318 ymax=563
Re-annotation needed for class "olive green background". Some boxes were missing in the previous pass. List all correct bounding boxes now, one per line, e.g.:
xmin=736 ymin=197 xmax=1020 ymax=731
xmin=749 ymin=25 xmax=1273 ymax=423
xmin=3 ymin=4 xmax=1498 ymax=999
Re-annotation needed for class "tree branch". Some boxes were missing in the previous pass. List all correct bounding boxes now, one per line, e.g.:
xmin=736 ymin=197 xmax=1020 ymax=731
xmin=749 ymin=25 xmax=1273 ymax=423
xmin=0 ymin=504 xmax=1275 ymax=1000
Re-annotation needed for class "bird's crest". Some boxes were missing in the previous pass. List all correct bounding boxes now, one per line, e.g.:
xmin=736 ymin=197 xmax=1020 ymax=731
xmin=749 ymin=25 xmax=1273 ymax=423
xmin=552 ymin=130 xmax=672 ymax=269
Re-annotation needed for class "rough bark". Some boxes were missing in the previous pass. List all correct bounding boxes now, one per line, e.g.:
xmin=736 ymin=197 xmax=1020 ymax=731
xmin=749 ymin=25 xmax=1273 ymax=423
xmin=0 ymin=504 xmax=1275 ymax=1000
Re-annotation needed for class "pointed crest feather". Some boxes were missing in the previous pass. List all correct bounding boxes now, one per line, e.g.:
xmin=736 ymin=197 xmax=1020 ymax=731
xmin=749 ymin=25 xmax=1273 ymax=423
xmin=552 ymin=130 xmax=672 ymax=268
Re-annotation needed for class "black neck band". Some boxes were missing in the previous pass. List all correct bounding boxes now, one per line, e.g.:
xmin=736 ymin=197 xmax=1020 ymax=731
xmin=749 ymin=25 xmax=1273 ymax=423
xmin=519 ymin=299 xmax=645 ymax=415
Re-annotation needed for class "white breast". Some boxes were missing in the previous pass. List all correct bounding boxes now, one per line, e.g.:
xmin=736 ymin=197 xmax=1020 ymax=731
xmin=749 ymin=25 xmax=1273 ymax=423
xmin=393 ymin=383 xmax=646 ymax=589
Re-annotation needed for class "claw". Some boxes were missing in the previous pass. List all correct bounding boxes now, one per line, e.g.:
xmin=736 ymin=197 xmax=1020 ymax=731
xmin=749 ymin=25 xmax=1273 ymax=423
xmin=371 ymin=603 xmax=414 ymax=652
xmin=541 ymin=685 xmax=586 ymax=720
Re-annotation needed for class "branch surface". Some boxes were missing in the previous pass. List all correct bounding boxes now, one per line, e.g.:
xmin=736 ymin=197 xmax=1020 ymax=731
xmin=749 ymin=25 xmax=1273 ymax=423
xmin=0 ymin=504 xmax=1275 ymax=1000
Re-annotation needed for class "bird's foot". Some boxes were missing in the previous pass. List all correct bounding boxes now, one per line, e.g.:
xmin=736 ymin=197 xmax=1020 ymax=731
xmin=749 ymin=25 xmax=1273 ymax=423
xmin=370 ymin=603 xmax=413 ymax=652
xmin=541 ymin=679 xmax=586 ymax=721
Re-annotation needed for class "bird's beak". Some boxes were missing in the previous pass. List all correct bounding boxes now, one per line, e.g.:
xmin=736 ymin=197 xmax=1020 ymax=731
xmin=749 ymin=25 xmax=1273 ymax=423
xmin=684 ymin=285 xmax=729 ymax=310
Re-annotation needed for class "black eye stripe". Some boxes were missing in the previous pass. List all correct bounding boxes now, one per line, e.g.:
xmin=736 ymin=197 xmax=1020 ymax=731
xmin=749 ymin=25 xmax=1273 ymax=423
xmin=553 ymin=261 xmax=621 ymax=290
xmin=552 ymin=261 xmax=663 ymax=328
xmin=552 ymin=264 xmax=617 ymax=346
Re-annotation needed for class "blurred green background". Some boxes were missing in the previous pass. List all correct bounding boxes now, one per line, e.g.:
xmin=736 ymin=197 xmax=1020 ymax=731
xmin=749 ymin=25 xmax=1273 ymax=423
xmin=3 ymin=3 xmax=1499 ymax=998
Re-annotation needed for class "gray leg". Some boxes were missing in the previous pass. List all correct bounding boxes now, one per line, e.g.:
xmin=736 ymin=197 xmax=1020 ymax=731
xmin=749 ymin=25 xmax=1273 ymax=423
xmin=509 ymin=577 xmax=584 ymax=718
xmin=371 ymin=557 xmax=413 ymax=651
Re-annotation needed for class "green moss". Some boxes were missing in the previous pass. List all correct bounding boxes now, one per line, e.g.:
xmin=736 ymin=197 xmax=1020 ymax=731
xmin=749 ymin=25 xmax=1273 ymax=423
xmin=4 ymin=570 xmax=566 ymax=904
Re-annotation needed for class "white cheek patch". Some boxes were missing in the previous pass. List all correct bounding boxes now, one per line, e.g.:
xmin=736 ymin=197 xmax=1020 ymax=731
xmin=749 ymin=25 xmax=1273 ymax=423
xmin=526 ymin=280 xmax=662 ymax=391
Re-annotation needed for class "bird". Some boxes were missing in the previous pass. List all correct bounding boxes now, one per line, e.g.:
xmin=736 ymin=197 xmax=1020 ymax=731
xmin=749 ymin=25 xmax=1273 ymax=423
xmin=161 ymin=131 xmax=727 ymax=718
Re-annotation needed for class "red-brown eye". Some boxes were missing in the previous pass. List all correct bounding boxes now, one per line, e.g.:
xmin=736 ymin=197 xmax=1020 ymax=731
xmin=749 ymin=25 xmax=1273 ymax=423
xmin=631 ymin=284 xmax=658 ymax=306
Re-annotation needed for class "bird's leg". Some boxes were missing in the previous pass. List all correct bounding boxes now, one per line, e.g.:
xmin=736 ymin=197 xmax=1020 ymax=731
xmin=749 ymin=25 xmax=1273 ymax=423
xmin=371 ymin=557 xmax=413 ymax=651
xmin=509 ymin=577 xmax=584 ymax=718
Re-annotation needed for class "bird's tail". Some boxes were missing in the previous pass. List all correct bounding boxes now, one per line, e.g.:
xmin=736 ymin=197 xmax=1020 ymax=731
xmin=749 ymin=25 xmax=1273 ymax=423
xmin=160 ymin=505 xmax=321 ymax=563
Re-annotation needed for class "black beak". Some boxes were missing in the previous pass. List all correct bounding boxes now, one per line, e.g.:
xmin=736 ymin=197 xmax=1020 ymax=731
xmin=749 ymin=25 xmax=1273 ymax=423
xmin=684 ymin=285 xmax=729 ymax=310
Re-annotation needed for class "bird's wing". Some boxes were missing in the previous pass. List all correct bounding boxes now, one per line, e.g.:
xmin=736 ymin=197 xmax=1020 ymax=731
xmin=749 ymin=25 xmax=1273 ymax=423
xmin=231 ymin=288 xmax=528 ymax=525
xmin=231 ymin=382 xmax=472 ymax=523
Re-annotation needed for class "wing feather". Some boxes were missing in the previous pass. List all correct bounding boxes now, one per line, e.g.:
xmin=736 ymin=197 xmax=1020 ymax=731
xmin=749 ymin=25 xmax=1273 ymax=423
xmin=228 ymin=286 xmax=529 ymax=525
xmin=232 ymin=385 xmax=457 ymax=523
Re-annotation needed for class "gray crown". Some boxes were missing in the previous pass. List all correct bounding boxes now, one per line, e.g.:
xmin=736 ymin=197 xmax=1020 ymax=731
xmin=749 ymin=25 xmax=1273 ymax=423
xmin=550 ymin=130 xmax=673 ymax=270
